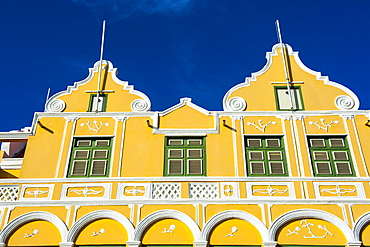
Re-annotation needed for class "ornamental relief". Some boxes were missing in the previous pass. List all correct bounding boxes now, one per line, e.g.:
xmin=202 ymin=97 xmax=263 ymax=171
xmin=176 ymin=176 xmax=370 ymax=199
xmin=244 ymin=118 xmax=281 ymax=134
xmin=75 ymin=118 xmax=115 ymax=135
xmin=305 ymin=117 xmax=345 ymax=134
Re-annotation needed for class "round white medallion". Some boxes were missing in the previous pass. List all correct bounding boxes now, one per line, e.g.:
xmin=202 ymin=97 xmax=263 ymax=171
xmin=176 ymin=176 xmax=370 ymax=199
xmin=45 ymin=99 xmax=66 ymax=113
xmin=131 ymin=99 xmax=150 ymax=112
xmin=226 ymin=97 xmax=247 ymax=111
xmin=335 ymin=95 xmax=355 ymax=110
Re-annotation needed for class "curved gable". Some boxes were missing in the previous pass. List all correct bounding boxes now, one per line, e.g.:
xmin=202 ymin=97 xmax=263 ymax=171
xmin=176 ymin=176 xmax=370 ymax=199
xmin=223 ymin=44 xmax=359 ymax=111
xmin=44 ymin=60 xmax=151 ymax=113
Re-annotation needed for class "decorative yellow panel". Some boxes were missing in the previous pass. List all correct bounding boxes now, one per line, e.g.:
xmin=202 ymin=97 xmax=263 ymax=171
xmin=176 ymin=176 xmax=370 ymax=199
xmin=67 ymin=186 xmax=105 ymax=198
xmin=251 ymin=185 xmax=290 ymax=197
xmin=23 ymin=187 xmax=50 ymax=199
xmin=278 ymin=219 xmax=346 ymax=245
xmin=209 ymin=219 xmax=262 ymax=245
xmin=142 ymin=219 xmax=193 ymax=244
xmin=7 ymin=221 xmax=61 ymax=246
xmin=243 ymin=117 xmax=282 ymax=134
xmin=319 ymin=185 xmax=358 ymax=197
xmin=75 ymin=219 xmax=128 ymax=245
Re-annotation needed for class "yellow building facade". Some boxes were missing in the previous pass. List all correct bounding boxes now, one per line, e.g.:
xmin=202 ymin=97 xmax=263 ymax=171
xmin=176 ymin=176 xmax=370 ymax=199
xmin=0 ymin=43 xmax=370 ymax=247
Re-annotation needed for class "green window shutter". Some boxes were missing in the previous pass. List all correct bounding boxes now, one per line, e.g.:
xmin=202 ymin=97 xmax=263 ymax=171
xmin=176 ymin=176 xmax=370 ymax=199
xmin=68 ymin=138 xmax=112 ymax=178
xmin=165 ymin=137 xmax=206 ymax=176
xmin=246 ymin=136 xmax=288 ymax=176
xmin=308 ymin=136 xmax=355 ymax=177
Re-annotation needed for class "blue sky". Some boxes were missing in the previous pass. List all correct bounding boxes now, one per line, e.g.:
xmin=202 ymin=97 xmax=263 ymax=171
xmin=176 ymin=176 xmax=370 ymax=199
xmin=1 ymin=0 xmax=370 ymax=131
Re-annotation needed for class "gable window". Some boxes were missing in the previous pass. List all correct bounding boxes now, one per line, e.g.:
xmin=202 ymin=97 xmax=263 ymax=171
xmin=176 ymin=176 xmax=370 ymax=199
xmin=245 ymin=136 xmax=288 ymax=176
xmin=67 ymin=138 xmax=112 ymax=177
xmin=275 ymin=86 xmax=304 ymax=111
xmin=308 ymin=136 xmax=355 ymax=176
xmin=164 ymin=137 xmax=206 ymax=176
xmin=88 ymin=94 xmax=107 ymax=112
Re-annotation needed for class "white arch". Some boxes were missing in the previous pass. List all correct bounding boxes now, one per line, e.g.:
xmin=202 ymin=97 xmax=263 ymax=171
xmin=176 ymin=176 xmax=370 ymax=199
xmin=0 ymin=211 xmax=68 ymax=243
xmin=134 ymin=209 xmax=201 ymax=242
xmin=268 ymin=209 xmax=354 ymax=242
xmin=202 ymin=210 xmax=268 ymax=241
xmin=353 ymin=211 xmax=370 ymax=241
xmin=67 ymin=210 xmax=135 ymax=242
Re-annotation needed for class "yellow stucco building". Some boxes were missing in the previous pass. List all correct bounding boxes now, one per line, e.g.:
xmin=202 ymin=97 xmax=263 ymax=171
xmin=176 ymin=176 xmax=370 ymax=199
xmin=0 ymin=43 xmax=370 ymax=247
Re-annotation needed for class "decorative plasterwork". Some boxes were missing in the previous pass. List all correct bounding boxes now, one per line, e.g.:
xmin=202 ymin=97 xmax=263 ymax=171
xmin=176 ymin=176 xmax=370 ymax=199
xmin=44 ymin=60 xmax=151 ymax=112
xmin=286 ymin=219 xmax=333 ymax=238
xmin=225 ymin=226 xmax=238 ymax=237
xmin=202 ymin=210 xmax=268 ymax=241
xmin=61 ymin=183 xmax=111 ymax=200
xmin=246 ymin=119 xmax=276 ymax=133
xmin=45 ymin=99 xmax=66 ymax=113
xmin=20 ymin=184 xmax=54 ymax=201
xmin=134 ymin=209 xmax=201 ymax=241
xmin=80 ymin=120 xmax=110 ymax=133
xmin=24 ymin=229 xmax=39 ymax=238
xmin=131 ymin=99 xmax=150 ymax=112
xmin=225 ymin=97 xmax=247 ymax=111
xmin=335 ymin=95 xmax=356 ymax=110
xmin=0 ymin=211 xmax=68 ymax=243
xmin=91 ymin=228 xmax=105 ymax=236
xmin=246 ymin=182 xmax=295 ymax=199
xmin=268 ymin=209 xmax=354 ymax=242
xmin=220 ymin=182 xmax=239 ymax=199
xmin=67 ymin=210 xmax=135 ymax=242
xmin=313 ymin=182 xmax=365 ymax=199
xmin=117 ymin=183 xmax=151 ymax=200
xmin=308 ymin=118 xmax=339 ymax=132
xmin=162 ymin=224 xmax=176 ymax=233
xmin=222 ymin=43 xmax=360 ymax=111
xmin=152 ymin=98 xmax=220 ymax=135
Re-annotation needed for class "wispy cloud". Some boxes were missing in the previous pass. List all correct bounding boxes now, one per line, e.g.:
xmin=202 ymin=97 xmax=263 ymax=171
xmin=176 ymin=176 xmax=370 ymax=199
xmin=72 ymin=0 xmax=197 ymax=21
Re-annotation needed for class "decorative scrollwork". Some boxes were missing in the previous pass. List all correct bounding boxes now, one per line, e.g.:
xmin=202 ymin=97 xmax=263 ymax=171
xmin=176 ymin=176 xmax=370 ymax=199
xmin=131 ymin=99 xmax=150 ymax=112
xmin=335 ymin=95 xmax=355 ymax=110
xmin=45 ymin=99 xmax=66 ymax=112
xmin=226 ymin=97 xmax=246 ymax=111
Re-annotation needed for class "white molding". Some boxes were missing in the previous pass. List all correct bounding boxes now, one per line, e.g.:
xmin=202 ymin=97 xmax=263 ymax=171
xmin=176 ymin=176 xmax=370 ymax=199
xmin=353 ymin=211 xmax=370 ymax=241
xmin=134 ymin=209 xmax=201 ymax=241
xmin=67 ymin=210 xmax=134 ymax=242
xmin=313 ymin=182 xmax=365 ymax=199
xmin=202 ymin=210 xmax=268 ymax=241
xmin=19 ymin=184 xmax=54 ymax=201
xmin=117 ymin=183 xmax=151 ymax=199
xmin=60 ymin=183 xmax=111 ymax=200
xmin=268 ymin=209 xmax=354 ymax=242
xmin=222 ymin=43 xmax=360 ymax=111
xmin=44 ymin=60 xmax=151 ymax=113
xmin=246 ymin=182 xmax=295 ymax=199
xmin=0 ymin=158 xmax=22 ymax=169
xmin=0 ymin=211 xmax=68 ymax=243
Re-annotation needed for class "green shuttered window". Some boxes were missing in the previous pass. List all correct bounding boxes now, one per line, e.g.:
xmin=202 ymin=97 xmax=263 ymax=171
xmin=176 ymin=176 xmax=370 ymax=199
xmin=164 ymin=137 xmax=206 ymax=176
xmin=68 ymin=138 xmax=112 ymax=178
xmin=245 ymin=136 xmax=288 ymax=176
xmin=308 ymin=136 xmax=355 ymax=177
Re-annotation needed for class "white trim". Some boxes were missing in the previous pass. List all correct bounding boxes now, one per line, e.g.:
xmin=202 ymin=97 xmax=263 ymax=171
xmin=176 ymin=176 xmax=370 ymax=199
xmin=44 ymin=60 xmax=151 ymax=113
xmin=268 ymin=209 xmax=354 ymax=242
xmin=353 ymin=211 xmax=370 ymax=241
xmin=60 ymin=183 xmax=111 ymax=200
xmin=19 ymin=184 xmax=54 ymax=201
xmin=343 ymin=119 xmax=360 ymax=176
xmin=202 ymin=210 xmax=268 ymax=241
xmin=134 ymin=209 xmax=201 ymax=241
xmin=220 ymin=182 xmax=240 ymax=199
xmin=350 ymin=117 xmax=369 ymax=177
xmin=0 ymin=211 xmax=68 ymax=242
xmin=0 ymin=159 xmax=22 ymax=169
xmin=313 ymin=182 xmax=365 ymax=199
xmin=67 ymin=209 xmax=135 ymax=242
